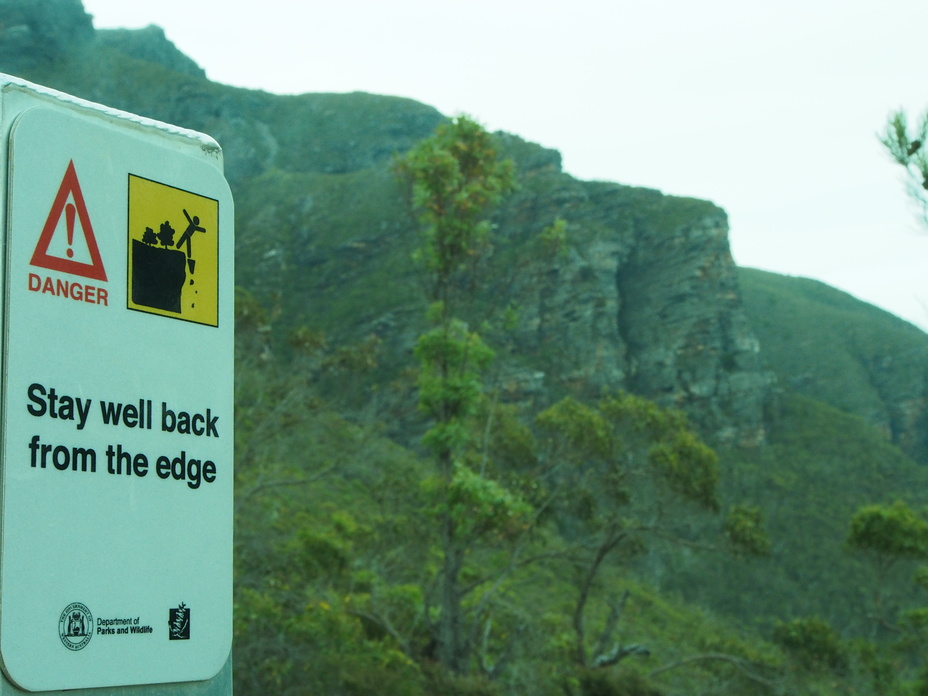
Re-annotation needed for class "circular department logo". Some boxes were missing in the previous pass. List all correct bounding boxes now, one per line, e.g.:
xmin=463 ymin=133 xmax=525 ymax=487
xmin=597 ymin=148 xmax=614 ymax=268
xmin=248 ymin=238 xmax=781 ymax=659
xmin=59 ymin=602 xmax=93 ymax=651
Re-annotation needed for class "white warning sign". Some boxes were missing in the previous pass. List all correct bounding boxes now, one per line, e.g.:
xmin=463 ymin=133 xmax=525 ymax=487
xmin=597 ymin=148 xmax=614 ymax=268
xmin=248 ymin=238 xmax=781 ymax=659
xmin=0 ymin=79 xmax=233 ymax=692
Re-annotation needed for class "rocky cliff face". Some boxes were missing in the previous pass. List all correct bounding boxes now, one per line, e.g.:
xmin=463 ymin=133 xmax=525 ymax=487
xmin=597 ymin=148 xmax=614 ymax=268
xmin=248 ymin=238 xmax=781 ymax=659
xmin=617 ymin=203 xmax=773 ymax=446
xmin=484 ymin=142 xmax=775 ymax=445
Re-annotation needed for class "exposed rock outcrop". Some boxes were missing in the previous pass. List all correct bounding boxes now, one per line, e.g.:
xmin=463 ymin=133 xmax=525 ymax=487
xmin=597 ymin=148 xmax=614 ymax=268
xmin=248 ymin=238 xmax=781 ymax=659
xmin=486 ymin=151 xmax=775 ymax=445
xmin=0 ymin=0 xmax=93 ymax=70
xmin=96 ymin=25 xmax=206 ymax=79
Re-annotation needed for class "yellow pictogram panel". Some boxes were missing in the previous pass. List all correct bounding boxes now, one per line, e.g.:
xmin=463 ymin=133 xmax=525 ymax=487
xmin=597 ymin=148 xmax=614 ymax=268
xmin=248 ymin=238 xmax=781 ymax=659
xmin=127 ymin=175 xmax=219 ymax=327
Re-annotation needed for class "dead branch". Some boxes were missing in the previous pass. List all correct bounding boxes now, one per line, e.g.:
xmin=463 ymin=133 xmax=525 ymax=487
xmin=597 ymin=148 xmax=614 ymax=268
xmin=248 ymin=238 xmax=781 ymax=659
xmin=592 ymin=590 xmax=630 ymax=663
xmin=648 ymin=652 xmax=779 ymax=691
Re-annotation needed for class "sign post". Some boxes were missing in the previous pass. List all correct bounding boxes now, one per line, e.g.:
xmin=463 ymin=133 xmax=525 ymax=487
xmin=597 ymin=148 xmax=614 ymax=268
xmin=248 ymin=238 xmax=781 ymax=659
xmin=0 ymin=75 xmax=233 ymax=693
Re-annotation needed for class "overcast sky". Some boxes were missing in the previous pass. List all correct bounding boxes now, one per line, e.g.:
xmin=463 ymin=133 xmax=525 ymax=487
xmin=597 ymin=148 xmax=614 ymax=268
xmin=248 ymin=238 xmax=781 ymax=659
xmin=82 ymin=0 xmax=928 ymax=330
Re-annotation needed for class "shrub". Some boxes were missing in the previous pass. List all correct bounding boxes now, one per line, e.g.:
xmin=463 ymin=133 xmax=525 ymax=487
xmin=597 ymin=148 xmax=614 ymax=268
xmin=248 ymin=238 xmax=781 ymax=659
xmin=772 ymin=616 xmax=847 ymax=673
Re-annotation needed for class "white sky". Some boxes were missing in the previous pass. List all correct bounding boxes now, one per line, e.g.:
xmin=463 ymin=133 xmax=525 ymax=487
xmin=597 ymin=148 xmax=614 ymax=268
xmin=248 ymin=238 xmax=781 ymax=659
xmin=83 ymin=0 xmax=928 ymax=330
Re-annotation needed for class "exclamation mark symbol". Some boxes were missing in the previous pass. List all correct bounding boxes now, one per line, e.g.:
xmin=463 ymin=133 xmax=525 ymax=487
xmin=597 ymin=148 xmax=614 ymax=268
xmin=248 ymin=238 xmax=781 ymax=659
xmin=65 ymin=203 xmax=76 ymax=258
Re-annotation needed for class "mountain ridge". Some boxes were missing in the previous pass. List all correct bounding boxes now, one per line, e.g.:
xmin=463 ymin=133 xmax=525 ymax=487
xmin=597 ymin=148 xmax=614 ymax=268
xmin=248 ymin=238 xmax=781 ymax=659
xmin=6 ymin=7 xmax=926 ymax=454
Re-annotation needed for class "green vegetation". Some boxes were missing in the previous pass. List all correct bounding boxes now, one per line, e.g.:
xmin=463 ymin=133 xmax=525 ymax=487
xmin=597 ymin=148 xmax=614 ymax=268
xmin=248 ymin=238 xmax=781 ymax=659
xmin=738 ymin=267 xmax=928 ymax=463
xmin=234 ymin=310 xmax=928 ymax=694
xmin=224 ymin=78 xmax=928 ymax=696
xmin=226 ymin=91 xmax=928 ymax=696
xmin=234 ymin=333 xmax=758 ymax=695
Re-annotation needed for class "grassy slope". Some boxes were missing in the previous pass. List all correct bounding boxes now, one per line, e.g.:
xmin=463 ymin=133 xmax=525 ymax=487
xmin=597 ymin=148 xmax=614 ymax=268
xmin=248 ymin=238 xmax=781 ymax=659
xmin=645 ymin=269 xmax=928 ymax=637
xmin=738 ymin=267 xmax=928 ymax=460
xmin=669 ymin=393 xmax=928 ymax=635
xmin=233 ymin=347 xmax=805 ymax=696
xmin=236 ymin=339 xmax=925 ymax=694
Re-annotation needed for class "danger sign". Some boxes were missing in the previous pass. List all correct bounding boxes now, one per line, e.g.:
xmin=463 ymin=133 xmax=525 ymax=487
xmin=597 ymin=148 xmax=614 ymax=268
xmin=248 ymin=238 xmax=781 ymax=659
xmin=30 ymin=159 xmax=107 ymax=282
xmin=0 ymin=77 xmax=233 ymax=693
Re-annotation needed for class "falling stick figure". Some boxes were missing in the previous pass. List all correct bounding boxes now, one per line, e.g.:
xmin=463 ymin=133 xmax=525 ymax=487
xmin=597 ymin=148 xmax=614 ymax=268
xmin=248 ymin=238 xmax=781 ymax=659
xmin=176 ymin=209 xmax=206 ymax=262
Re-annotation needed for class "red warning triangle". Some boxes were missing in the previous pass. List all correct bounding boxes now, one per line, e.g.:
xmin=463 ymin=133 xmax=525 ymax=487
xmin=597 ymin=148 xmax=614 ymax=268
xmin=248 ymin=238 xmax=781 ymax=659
xmin=29 ymin=160 xmax=107 ymax=282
